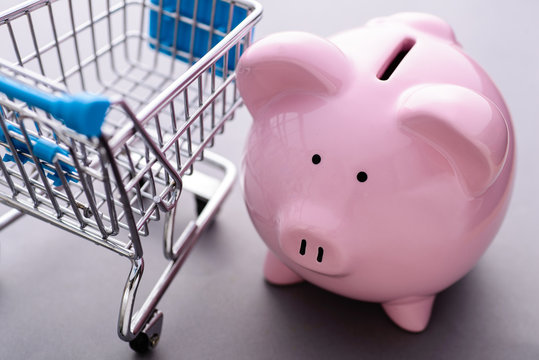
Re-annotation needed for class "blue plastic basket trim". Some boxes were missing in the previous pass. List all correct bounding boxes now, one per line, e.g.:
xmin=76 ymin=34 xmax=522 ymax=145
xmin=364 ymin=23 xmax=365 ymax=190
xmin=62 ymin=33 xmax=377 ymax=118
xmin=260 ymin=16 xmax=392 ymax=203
xmin=149 ymin=0 xmax=249 ymax=73
xmin=0 ymin=124 xmax=78 ymax=186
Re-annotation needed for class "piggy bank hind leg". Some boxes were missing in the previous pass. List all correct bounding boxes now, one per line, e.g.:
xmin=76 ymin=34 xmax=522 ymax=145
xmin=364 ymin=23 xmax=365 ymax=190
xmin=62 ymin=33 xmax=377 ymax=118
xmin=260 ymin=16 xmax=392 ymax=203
xmin=382 ymin=295 xmax=436 ymax=332
xmin=264 ymin=251 xmax=304 ymax=285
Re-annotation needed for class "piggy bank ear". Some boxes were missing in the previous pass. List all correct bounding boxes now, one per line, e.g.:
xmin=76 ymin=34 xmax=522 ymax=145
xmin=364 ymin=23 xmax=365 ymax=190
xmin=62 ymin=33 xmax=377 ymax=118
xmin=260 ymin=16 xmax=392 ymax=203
xmin=399 ymin=84 xmax=510 ymax=197
xmin=236 ymin=32 xmax=352 ymax=116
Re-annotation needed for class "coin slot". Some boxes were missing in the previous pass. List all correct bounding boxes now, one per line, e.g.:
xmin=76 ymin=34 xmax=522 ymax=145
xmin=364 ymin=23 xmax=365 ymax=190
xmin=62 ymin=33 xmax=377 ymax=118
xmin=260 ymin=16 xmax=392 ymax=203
xmin=378 ymin=38 xmax=415 ymax=81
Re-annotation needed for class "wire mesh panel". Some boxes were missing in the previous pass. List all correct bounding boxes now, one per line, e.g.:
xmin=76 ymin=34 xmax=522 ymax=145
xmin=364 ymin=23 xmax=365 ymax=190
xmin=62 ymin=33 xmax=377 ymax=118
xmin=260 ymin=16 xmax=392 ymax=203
xmin=0 ymin=0 xmax=260 ymax=257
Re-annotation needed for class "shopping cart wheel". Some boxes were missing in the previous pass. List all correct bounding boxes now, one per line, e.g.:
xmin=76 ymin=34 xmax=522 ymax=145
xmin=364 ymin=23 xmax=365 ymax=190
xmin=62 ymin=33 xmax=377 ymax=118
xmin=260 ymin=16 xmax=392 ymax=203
xmin=195 ymin=195 xmax=209 ymax=215
xmin=129 ymin=332 xmax=152 ymax=353
xmin=129 ymin=310 xmax=164 ymax=353
xmin=195 ymin=194 xmax=222 ymax=228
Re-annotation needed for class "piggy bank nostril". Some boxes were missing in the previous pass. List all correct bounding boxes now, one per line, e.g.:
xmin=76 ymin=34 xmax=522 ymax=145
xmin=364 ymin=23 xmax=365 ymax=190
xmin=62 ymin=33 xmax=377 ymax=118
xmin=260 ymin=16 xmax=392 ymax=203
xmin=299 ymin=239 xmax=307 ymax=255
xmin=317 ymin=247 xmax=324 ymax=263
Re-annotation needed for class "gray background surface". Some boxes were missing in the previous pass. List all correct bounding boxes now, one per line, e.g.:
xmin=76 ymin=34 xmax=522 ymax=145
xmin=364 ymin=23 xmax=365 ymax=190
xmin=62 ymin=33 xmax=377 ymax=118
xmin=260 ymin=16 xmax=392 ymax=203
xmin=0 ymin=0 xmax=538 ymax=359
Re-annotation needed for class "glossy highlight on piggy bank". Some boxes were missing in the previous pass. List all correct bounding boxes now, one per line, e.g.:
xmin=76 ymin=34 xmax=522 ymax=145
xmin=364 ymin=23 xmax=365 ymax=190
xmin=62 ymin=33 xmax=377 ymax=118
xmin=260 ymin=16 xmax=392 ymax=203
xmin=237 ymin=13 xmax=514 ymax=332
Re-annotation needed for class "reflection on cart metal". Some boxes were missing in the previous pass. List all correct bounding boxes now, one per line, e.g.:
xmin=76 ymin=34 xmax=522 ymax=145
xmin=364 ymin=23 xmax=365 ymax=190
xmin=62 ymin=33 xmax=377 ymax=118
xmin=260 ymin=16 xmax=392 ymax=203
xmin=0 ymin=0 xmax=262 ymax=352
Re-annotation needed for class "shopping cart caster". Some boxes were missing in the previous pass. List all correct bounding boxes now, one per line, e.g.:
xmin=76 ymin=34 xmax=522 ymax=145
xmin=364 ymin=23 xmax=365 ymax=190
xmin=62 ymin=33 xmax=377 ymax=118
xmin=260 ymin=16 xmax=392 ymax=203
xmin=195 ymin=194 xmax=223 ymax=230
xmin=195 ymin=195 xmax=208 ymax=216
xmin=129 ymin=310 xmax=164 ymax=353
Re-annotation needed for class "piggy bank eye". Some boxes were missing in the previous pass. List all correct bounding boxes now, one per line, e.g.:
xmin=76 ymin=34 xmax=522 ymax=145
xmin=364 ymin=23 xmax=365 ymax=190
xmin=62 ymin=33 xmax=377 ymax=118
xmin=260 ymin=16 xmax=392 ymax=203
xmin=312 ymin=154 xmax=321 ymax=165
xmin=356 ymin=171 xmax=368 ymax=182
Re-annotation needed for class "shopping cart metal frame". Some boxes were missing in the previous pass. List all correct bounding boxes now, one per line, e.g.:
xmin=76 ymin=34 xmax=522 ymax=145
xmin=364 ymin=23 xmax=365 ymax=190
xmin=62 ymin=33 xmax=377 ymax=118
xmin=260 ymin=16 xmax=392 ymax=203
xmin=0 ymin=0 xmax=261 ymax=352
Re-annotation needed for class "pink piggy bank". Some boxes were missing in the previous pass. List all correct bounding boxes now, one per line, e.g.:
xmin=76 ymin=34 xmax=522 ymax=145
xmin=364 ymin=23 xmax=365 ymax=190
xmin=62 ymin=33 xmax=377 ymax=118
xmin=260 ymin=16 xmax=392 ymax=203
xmin=237 ymin=12 xmax=514 ymax=332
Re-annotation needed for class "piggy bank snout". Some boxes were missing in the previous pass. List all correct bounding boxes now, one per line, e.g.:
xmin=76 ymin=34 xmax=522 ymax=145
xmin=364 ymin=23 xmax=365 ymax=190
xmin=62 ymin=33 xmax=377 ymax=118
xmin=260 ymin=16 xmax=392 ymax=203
xmin=279 ymin=223 xmax=349 ymax=277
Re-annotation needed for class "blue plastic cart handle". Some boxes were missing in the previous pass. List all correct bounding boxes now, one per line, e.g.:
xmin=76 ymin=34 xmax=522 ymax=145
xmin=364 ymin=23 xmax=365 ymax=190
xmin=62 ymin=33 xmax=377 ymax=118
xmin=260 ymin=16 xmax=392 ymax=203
xmin=0 ymin=75 xmax=110 ymax=137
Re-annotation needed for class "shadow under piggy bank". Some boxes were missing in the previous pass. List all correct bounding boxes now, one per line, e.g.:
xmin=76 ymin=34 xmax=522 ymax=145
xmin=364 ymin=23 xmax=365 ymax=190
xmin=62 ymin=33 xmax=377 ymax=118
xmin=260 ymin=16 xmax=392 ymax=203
xmin=259 ymin=266 xmax=530 ymax=360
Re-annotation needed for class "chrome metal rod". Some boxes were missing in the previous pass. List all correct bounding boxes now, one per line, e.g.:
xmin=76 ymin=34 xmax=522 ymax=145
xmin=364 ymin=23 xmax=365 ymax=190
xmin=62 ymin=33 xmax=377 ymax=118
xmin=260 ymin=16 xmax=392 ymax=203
xmin=0 ymin=209 xmax=24 ymax=231
xmin=118 ymin=151 xmax=236 ymax=341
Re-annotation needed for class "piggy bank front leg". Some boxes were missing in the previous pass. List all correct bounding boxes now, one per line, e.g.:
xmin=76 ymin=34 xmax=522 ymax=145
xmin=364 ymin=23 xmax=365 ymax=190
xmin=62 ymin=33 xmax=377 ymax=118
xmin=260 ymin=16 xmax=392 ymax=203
xmin=382 ymin=295 xmax=436 ymax=332
xmin=264 ymin=251 xmax=304 ymax=285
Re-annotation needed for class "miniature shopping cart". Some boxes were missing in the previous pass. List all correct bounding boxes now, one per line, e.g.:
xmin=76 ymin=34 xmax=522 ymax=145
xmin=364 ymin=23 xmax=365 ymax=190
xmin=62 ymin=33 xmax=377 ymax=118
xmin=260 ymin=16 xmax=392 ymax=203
xmin=0 ymin=0 xmax=261 ymax=352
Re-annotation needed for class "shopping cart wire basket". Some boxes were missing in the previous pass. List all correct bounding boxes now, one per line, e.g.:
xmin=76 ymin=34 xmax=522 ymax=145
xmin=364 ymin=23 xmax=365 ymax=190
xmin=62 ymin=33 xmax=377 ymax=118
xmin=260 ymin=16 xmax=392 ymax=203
xmin=0 ymin=0 xmax=262 ymax=352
